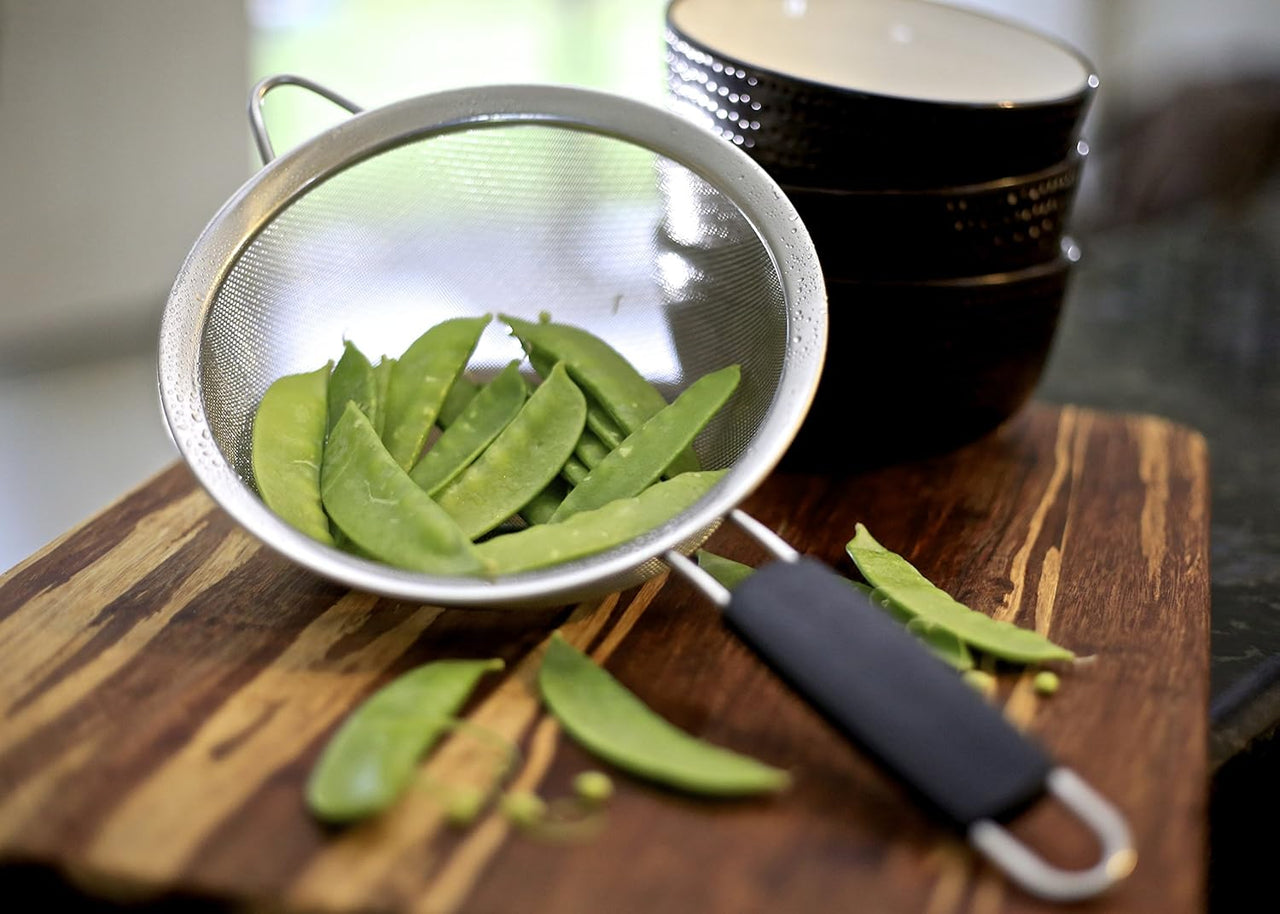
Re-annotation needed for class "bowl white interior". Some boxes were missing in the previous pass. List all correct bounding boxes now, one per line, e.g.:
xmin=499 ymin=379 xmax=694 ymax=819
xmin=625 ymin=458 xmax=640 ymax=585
xmin=669 ymin=0 xmax=1093 ymax=105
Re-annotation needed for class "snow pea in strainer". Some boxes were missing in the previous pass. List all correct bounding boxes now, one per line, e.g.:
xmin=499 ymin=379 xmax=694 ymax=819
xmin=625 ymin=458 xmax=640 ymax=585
xmin=158 ymin=74 xmax=1133 ymax=901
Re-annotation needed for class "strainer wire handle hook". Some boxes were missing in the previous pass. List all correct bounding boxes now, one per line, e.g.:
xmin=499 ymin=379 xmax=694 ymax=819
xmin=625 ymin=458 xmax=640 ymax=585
xmin=248 ymin=74 xmax=364 ymax=165
xmin=663 ymin=509 xmax=1135 ymax=903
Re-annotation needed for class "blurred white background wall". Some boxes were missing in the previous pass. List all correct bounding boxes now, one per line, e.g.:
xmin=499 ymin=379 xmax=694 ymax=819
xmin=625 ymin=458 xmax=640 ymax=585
xmin=0 ymin=0 xmax=249 ymax=570
xmin=0 ymin=0 xmax=250 ymax=360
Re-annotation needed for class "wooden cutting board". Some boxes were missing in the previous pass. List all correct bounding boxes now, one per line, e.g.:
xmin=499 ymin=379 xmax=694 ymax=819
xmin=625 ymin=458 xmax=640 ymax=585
xmin=0 ymin=403 xmax=1209 ymax=914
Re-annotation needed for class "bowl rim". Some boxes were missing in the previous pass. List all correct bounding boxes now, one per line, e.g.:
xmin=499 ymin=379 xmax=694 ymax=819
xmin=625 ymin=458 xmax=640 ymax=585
xmin=825 ymin=246 xmax=1076 ymax=291
xmin=665 ymin=0 xmax=1100 ymax=114
xmin=777 ymin=146 xmax=1087 ymax=200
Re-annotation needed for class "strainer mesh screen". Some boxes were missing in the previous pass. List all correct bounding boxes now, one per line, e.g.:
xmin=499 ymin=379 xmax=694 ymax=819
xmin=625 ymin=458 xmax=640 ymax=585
xmin=203 ymin=123 xmax=787 ymax=489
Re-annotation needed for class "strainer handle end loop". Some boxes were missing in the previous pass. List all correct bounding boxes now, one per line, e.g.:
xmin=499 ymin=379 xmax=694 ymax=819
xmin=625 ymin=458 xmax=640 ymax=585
xmin=249 ymin=74 xmax=364 ymax=165
xmin=969 ymin=767 xmax=1137 ymax=902
xmin=665 ymin=518 xmax=1134 ymax=903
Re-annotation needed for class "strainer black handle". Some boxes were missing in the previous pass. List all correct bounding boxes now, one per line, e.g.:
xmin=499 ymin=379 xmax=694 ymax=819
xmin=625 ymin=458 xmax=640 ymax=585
xmin=731 ymin=556 xmax=1054 ymax=825
xmin=667 ymin=512 xmax=1135 ymax=903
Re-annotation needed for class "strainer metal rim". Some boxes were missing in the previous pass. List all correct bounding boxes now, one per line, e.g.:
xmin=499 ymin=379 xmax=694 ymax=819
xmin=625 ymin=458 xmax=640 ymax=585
xmin=158 ymin=81 xmax=828 ymax=607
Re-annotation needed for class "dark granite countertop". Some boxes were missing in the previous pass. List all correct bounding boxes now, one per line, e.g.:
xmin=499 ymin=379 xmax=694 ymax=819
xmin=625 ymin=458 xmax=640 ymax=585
xmin=1036 ymin=159 xmax=1278 ymax=910
xmin=1040 ymin=178 xmax=1280 ymax=763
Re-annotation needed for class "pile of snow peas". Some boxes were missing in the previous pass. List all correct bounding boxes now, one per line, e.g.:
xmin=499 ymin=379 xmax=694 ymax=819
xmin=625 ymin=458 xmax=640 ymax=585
xmin=250 ymin=314 xmax=738 ymax=576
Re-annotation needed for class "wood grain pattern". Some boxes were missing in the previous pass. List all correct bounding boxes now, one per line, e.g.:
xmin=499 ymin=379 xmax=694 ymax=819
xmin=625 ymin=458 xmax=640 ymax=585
xmin=0 ymin=403 xmax=1210 ymax=913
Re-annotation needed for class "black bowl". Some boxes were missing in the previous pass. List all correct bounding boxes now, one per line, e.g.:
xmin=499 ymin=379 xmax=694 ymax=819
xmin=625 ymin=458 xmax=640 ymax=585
xmin=784 ymin=252 xmax=1075 ymax=469
xmin=782 ymin=148 xmax=1086 ymax=281
xmin=666 ymin=0 xmax=1098 ymax=190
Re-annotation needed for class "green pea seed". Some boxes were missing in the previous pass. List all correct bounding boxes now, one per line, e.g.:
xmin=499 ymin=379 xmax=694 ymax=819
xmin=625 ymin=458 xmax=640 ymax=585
xmin=327 ymin=340 xmax=377 ymax=435
xmin=538 ymin=632 xmax=789 ymax=796
xmin=444 ymin=785 xmax=488 ymax=828
xmin=500 ymin=790 xmax=548 ymax=828
xmin=306 ymin=658 xmax=503 ymax=823
xmin=963 ymin=669 xmax=997 ymax=698
xmin=511 ymin=796 xmax=608 ymax=844
xmin=251 ymin=362 xmax=335 ymax=546
xmin=846 ymin=524 xmax=1075 ymax=664
xmin=501 ymin=314 xmax=700 ymax=474
xmin=550 ymin=364 xmax=739 ymax=523
xmin=476 ymin=470 xmax=725 ymax=575
xmin=382 ymin=315 xmax=490 ymax=469
xmin=434 ymin=362 xmax=586 ymax=541
xmin=321 ymin=402 xmax=483 ymax=575
xmin=409 ymin=360 xmax=527 ymax=496
xmin=1033 ymin=670 xmax=1061 ymax=695
xmin=573 ymin=770 xmax=614 ymax=805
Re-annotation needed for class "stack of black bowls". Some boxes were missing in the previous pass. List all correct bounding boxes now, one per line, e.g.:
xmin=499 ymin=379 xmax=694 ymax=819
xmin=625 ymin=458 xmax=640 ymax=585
xmin=663 ymin=0 xmax=1098 ymax=467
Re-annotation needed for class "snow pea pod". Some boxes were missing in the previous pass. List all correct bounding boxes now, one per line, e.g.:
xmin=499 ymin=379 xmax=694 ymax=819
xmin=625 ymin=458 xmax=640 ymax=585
xmin=513 ymin=350 xmax=580 ymax=516
xmin=251 ymin=362 xmax=334 ymax=546
xmin=382 ymin=316 xmax=490 ymax=469
xmin=321 ymin=402 xmax=483 ymax=575
xmin=437 ymin=374 xmax=480 ymax=429
xmin=410 ymin=361 xmax=527 ymax=496
xmin=856 ymin=580 xmax=973 ymax=670
xmin=371 ymin=355 xmax=396 ymax=437
xmin=501 ymin=314 xmax=699 ymax=474
xmin=585 ymin=406 xmax=625 ymax=453
xmin=574 ymin=428 xmax=611 ymax=469
xmin=538 ymin=633 xmax=789 ymax=796
xmin=327 ymin=340 xmax=377 ymax=435
xmin=561 ymin=456 xmax=590 ymax=487
xmin=306 ymin=658 xmax=504 ymax=823
xmin=435 ymin=362 xmax=586 ymax=541
xmin=846 ymin=524 xmax=1074 ymax=664
xmin=476 ymin=470 xmax=725 ymax=574
xmin=525 ymin=348 xmax=617 ymax=481
xmin=904 ymin=616 xmax=975 ymax=672
xmin=695 ymin=549 xmax=756 ymax=591
xmin=550 ymin=365 xmax=739 ymax=523
xmin=520 ymin=477 xmax=568 ymax=526
xmin=327 ymin=339 xmax=375 ymax=549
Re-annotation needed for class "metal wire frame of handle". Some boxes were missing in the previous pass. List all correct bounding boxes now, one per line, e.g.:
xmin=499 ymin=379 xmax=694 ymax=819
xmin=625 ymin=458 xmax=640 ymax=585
xmin=248 ymin=73 xmax=364 ymax=165
xmin=663 ymin=510 xmax=1135 ymax=903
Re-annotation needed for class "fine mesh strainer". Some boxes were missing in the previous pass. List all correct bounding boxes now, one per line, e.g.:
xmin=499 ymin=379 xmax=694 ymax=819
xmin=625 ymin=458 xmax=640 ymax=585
xmin=161 ymin=75 xmax=819 ymax=610
xmin=158 ymin=75 xmax=1132 ymax=901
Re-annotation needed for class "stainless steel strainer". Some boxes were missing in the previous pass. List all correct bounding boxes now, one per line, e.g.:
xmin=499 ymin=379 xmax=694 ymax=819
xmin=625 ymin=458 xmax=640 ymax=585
xmin=158 ymin=75 xmax=1132 ymax=901
xmin=160 ymin=75 xmax=821 ymax=609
